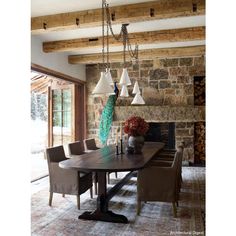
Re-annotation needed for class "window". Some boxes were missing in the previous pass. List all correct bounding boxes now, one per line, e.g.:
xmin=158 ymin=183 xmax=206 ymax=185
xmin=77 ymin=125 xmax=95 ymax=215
xmin=49 ymin=83 xmax=74 ymax=154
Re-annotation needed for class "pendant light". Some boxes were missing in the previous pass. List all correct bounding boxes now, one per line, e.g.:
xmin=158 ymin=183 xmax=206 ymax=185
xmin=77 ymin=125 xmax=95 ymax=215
xmin=105 ymin=68 xmax=113 ymax=85
xmin=92 ymin=71 xmax=114 ymax=95
xmin=118 ymin=24 xmax=132 ymax=95
xmin=132 ymin=81 xmax=141 ymax=94
xmin=92 ymin=0 xmax=113 ymax=95
xmin=92 ymin=1 xmax=145 ymax=105
xmin=119 ymin=68 xmax=131 ymax=85
xmin=131 ymin=93 xmax=145 ymax=104
xmin=131 ymin=55 xmax=145 ymax=105
xmin=120 ymin=85 xmax=129 ymax=97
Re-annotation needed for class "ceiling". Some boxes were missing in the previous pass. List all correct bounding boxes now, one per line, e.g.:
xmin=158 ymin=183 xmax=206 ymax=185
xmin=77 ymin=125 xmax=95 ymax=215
xmin=31 ymin=0 xmax=205 ymax=60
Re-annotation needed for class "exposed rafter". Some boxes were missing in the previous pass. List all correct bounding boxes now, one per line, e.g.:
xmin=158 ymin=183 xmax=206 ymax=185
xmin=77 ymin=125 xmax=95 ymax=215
xmin=43 ymin=27 xmax=205 ymax=53
xmin=68 ymin=46 xmax=205 ymax=64
xmin=31 ymin=75 xmax=51 ymax=93
xmin=31 ymin=0 xmax=205 ymax=34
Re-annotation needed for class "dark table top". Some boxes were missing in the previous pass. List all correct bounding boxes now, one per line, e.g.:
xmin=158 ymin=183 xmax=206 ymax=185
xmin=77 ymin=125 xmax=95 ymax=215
xmin=59 ymin=142 xmax=165 ymax=172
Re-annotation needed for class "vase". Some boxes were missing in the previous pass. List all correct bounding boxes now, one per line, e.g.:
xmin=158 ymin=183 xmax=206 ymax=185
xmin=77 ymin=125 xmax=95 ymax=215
xmin=128 ymin=135 xmax=145 ymax=154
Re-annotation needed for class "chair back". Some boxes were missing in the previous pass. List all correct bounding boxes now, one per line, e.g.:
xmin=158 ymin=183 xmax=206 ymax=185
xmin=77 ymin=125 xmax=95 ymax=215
xmin=173 ymin=149 xmax=184 ymax=192
xmin=172 ymin=150 xmax=183 ymax=170
xmin=45 ymin=145 xmax=67 ymax=163
xmin=45 ymin=145 xmax=82 ymax=196
xmin=176 ymin=145 xmax=184 ymax=166
xmin=84 ymin=138 xmax=99 ymax=151
xmin=68 ymin=141 xmax=85 ymax=155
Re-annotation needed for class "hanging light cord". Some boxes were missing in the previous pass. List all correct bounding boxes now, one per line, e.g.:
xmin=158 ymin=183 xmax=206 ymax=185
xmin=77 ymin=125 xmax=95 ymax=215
xmin=136 ymin=45 xmax=140 ymax=80
xmin=127 ymin=37 xmax=138 ymax=60
xmin=122 ymin=24 xmax=127 ymax=67
xmin=105 ymin=3 xmax=123 ymax=41
xmin=103 ymin=0 xmax=139 ymax=67
xmin=103 ymin=0 xmax=138 ymax=58
xmin=106 ymin=4 xmax=110 ymax=70
xmin=102 ymin=0 xmax=105 ymax=71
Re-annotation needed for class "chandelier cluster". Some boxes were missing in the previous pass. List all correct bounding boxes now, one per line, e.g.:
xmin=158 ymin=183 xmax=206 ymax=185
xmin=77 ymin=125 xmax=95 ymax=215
xmin=92 ymin=0 xmax=145 ymax=105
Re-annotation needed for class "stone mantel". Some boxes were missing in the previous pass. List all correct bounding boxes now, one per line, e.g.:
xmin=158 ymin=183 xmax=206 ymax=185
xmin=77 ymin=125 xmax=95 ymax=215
xmin=113 ymin=106 xmax=205 ymax=123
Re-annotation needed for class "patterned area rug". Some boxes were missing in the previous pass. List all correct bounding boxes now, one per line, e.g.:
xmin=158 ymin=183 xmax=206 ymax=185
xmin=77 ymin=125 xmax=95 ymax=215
xmin=31 ymin=167 xmax=205 ymax=236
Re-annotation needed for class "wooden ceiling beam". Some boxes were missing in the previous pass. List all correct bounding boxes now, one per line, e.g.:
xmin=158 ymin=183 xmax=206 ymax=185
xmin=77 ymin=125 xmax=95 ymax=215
xmin=43 ymin=26 xmax=205 ymax=53
xmin=68 ymin=46 xmax=205 ymax=64
xmin=31 ymin=0 xmax=205 ymax=34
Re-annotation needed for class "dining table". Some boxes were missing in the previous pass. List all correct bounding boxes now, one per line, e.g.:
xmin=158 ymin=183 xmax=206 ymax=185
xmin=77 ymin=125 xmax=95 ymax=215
xmin=59 ymin=141 xmax=165 ymax=223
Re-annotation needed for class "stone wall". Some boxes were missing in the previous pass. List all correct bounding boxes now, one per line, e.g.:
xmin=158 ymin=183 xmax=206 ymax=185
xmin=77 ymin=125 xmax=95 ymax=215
xmin=86 ymin=55 xmax=205 ymax=162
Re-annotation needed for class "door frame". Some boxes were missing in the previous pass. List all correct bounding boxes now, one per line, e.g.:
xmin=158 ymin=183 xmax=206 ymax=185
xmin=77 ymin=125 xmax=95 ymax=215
xmin=31 ymin=63 xmax=87 ymax=147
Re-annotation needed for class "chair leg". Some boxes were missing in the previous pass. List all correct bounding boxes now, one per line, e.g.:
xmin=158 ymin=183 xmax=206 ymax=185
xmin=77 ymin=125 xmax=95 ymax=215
xmin=90 ymin=187 xmax=93 ymax=199
xmin=172 ymin=202 xmax=177 ymax=217
xmin=107 ymin=173 xmax=110 ymax=184
xmin=94 ymin=173 xmax=98 ymax=195
xmin=115 ymin=172 xmax=118 ymax=178
xmin=77 ymin=195 xmax=80 ymax=210
xmin=137 ymin=200 xmax=141 ymax=215
xmin=94 ymin=182 xmax=98 ymax=195
xmin=49 ymin=192 xmax=53 ymax=206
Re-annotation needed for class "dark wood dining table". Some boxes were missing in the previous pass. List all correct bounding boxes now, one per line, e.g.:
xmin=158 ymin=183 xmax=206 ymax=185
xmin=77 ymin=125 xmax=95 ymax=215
xmin=59 ymin=141 xmax=165 ymax=223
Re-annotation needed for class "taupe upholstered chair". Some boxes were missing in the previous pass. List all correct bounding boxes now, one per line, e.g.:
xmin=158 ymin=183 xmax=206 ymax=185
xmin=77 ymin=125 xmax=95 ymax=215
xmin=152 ymin=143 xmax=185 ymax=190
xmin=83 ymin=138 xmax=99 ymax=152
xmin=68 ymin=141 xmax=97 ymax=195
xmin=137 ymin=150 xmax=182 ymax=217
xmin=45 ymin=145 xmax=93 ymax=209
xmin=84 ymin=138 xmax=118 ymax=184
xmin=68 ymin=141 xmax=86 ymax=156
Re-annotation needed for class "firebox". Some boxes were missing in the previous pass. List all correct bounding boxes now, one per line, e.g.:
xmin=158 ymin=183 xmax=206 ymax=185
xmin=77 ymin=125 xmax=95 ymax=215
xmin=145 ymin=122 xmax=175 ymax=149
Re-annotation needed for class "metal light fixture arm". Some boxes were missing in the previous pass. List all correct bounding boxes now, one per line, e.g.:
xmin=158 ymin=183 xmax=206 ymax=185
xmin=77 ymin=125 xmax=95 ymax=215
xmin=104 ymin=1 xmax=138 ymax=62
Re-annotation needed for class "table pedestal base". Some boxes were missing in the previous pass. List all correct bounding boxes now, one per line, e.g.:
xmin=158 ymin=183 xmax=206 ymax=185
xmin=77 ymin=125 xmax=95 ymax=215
xmin=79 ymin=210 xmax=128 ymax=223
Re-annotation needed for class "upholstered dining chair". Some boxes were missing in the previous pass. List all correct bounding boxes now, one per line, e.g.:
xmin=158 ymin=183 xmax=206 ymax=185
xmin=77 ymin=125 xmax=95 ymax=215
xmin=68 ymin=141 xmax=86 ymax=156
xmin=45 ymin=145 xmax=93 ymax=209
xmin=83 ymin=138 xmax=118 ymax=184
xmin=83 ymin=138 xmax=99 ymax=151
xmin=157 ymin=144 xmax=184 ymax=189
xmin=137 ymin=150 xmax=182 ymax=217
xmin=68 ymin=141 xmax=97 ymax=195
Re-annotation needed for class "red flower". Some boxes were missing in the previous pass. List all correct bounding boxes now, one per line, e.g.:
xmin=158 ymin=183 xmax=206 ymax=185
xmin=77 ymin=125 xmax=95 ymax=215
xmin=124 ymin=116 xmax=149 ymax=136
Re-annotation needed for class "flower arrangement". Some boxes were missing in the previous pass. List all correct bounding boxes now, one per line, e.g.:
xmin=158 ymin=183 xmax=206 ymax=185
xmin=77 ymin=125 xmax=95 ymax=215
xmin=124 ymin=116 xmax=149 ymax=137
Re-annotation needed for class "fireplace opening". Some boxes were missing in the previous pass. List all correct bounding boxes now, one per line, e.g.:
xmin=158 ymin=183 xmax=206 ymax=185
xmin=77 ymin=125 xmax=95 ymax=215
xmin=145 ymin=122 xmax=175 ymax=149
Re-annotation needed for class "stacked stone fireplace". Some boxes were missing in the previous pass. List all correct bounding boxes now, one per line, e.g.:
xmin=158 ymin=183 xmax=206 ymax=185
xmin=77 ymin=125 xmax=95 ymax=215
xmin=86 ymin=55 xmax=205 ymax=164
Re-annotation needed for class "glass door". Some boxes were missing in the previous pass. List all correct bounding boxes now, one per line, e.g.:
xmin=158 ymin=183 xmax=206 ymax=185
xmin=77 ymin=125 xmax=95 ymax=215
xmin=49 ymin=84 xmax=74 ymax=154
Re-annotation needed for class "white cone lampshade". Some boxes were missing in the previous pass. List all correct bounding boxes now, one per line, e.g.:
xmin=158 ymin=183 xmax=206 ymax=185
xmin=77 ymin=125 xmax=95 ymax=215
xmin=120 ymin=85 xmax=129 ymax=97
xmin=132 ymin=81 xmax=141 ymax=94
xmin=106 ymin=68 xmax=113 ymax=85
xmin=119 ymin=68 xmax=131 ymax=86
xmin=92 ymin=72 xmax=114 ymax=95
xmin=131 ymin=93 xmax=145 ymax=104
